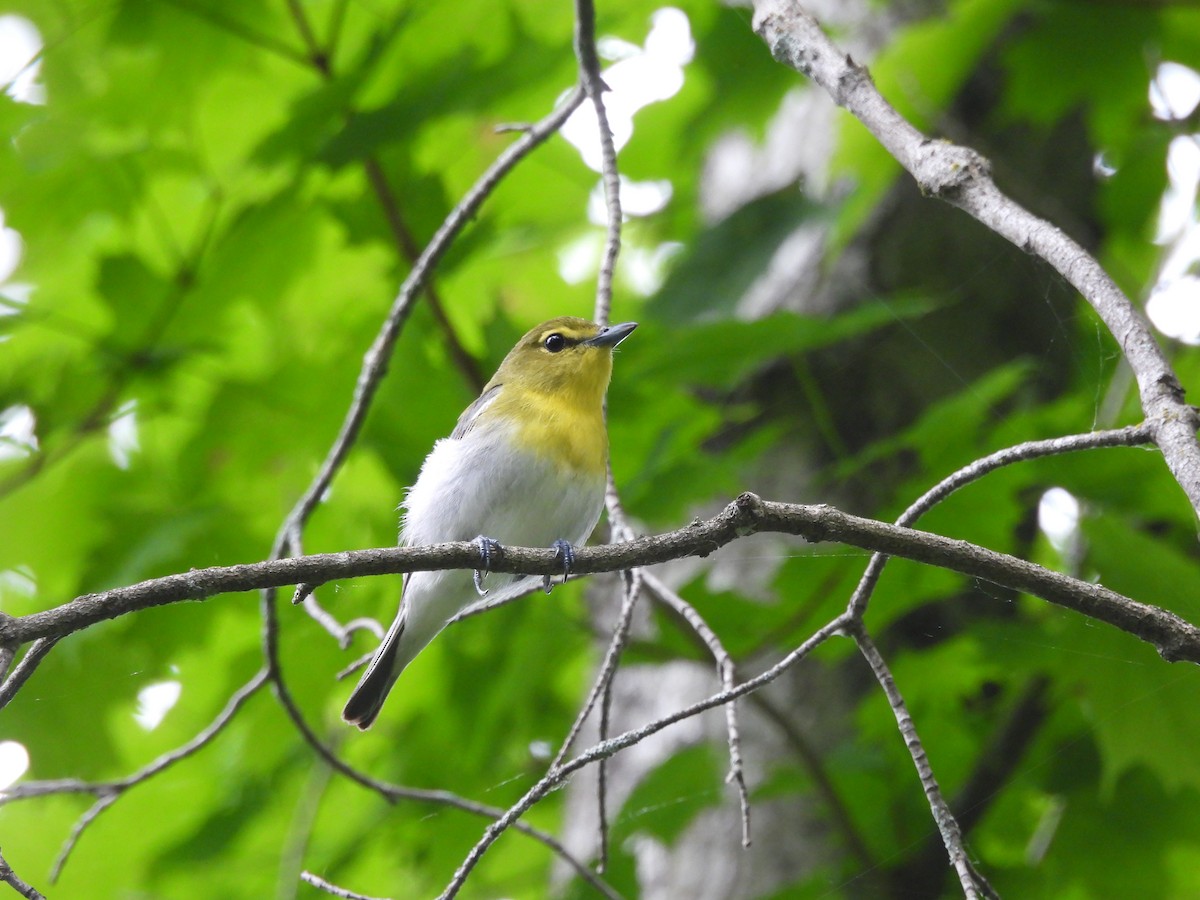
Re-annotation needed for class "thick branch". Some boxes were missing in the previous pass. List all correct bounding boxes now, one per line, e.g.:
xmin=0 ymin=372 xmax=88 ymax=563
xmin=8 ymin=494 xmax=1200 ymax=665
xmin=751 ymin=0 xmax=1200 ymax=518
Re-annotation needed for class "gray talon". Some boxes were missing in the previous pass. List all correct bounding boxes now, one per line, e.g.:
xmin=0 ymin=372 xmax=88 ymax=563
xmin=474 ymin=536 xmax=501 ymax=597
xmin=544 ymin=539 xmax=576 ymax=594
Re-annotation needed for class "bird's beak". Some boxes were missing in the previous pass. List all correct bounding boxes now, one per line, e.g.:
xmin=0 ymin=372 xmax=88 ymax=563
xmin=584 ymin=321 xmax=638 ymax=348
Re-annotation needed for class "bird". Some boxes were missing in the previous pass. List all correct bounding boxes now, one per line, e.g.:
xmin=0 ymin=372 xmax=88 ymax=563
xmin=342 ymin=316 xmax=637 ymax=729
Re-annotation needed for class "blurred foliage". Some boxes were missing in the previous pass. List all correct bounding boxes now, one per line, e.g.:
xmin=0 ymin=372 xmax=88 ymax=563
xmin=2 ymin=0 xmax=1200 ymax=898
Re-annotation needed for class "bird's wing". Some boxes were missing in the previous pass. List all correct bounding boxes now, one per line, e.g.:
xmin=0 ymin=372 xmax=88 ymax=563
xmin=450 ymin=382 xmax=502 ymax=440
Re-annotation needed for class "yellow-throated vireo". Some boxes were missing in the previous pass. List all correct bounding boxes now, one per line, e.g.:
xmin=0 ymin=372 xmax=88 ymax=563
xmin=343 ymin=316 xmax=637 ymax=729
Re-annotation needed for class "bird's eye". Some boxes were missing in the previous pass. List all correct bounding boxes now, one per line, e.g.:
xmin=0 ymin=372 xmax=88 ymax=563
xmin=544 ymin=333 xmax=566 ymax=353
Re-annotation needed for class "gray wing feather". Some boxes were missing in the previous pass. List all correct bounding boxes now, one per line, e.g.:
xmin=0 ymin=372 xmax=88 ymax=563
xmin=451 ymin=383 xmax=502 ymax=440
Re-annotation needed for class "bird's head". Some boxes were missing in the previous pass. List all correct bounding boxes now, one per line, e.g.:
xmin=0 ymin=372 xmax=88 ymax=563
xmin=493 ymin=317 xmax=637 ymax=404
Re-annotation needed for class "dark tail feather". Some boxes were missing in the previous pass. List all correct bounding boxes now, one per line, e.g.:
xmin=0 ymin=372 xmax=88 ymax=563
xmin=342 ymin=616 xmax=404 ymax=730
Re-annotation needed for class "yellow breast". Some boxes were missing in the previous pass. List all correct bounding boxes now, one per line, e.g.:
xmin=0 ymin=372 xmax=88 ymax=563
xmin=492 ymin=389 xmax=609 ymax=477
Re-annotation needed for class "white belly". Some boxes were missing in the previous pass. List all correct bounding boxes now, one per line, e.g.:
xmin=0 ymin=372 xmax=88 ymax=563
xmin=398 ymin=420 xmax=607 ymax=636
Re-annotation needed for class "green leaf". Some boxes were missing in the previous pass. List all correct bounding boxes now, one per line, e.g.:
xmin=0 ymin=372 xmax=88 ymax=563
xmin=649 ymin=190 xmax=827 ymax=322
xmin=633 ymin=301 xmax=932 ymax=387
xmin=1071 ymin=516 xmax=1200 ymax=792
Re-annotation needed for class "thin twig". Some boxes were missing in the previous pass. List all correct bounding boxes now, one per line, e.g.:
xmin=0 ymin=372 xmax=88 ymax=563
xmin=437 ymin=615 xmax=852 ymax=899
xmin=574 ymin=0 xmax=623 ymax=325
xmin=301 ymin=870 xmax=390 ymax=900
xmin=1 ymin=669 xmax=270 ymax=880
xmin=596 ymin=668 xmax=615 ymax=873
xmin=0 ymin=638 xmax=58 ymax=711
xmin=0 ymin=847 xmax=45 ymax=900
xmin=892 ymin=676 xmax=1050 ymax=893
xmin=848 ymin=424 xmax=1154 ymax=617
xmin=362 ymin=157 xmax=485 ymax=391
xmin=852 ymin=628 xmax=997 ymax=900
xmin=50 ymin=793 xmax=119 ymax=882
xmin=299 ymin=595 xmax=384 ymax=649
xmin=269 ymin=85 xmax=585 ymax=564
xmin=259 ymin=588 xmax=622 ymax=900
xmin=642 ymin=571 xmax=751 ymax=847
xmin=546 ymin=569 xmax=642 ymax=874
xmin=335 ymin=648 xmax=374 ymax=681
xmin=600 ymin=570 xmax=643 ymax=870
xmin=572 ymin=8 xmax=637 ymax=865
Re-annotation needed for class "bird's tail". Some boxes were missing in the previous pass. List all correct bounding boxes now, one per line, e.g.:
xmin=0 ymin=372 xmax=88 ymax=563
xmin=342 ymin=608 xmax=407 ymax=730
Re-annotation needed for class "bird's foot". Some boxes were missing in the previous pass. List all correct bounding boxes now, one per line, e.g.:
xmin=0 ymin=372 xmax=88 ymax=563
xmin=473 ymin=536 xmax=502 ymax=597
xmin=544 ymin=539 xmax=576 ymax=594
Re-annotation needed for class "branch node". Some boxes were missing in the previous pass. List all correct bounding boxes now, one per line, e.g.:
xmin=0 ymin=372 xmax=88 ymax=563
xmin=292 ymin=582 xmax=317 ymax=605
xmin=835 ymin=55 xmax=868 ymax=96
xmin=753 ymin=6 xmax=817 ymax=76
xmin=732 ymin=491 xmax=765 ymax=530
xmin=914 ymin=142 xmax=989 ymax=199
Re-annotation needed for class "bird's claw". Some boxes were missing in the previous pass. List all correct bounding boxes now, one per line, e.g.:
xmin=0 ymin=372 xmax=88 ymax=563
xmin=544 ymin=539 xmax=575 ymax=594
xmin=473 ymin=536 xmax=502 ymax=597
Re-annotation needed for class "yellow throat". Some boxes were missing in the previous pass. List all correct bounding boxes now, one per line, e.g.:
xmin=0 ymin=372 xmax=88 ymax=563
xmin=481 ymin=317 xmax=633 ymax=476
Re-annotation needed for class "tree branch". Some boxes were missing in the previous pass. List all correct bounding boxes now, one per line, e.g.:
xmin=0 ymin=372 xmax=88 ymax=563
xmin=301 ymin=871 xmax=389 ymax=900
xmin=258 ymin=585 xmax=623 ymax=900
xmin=0 ymin=638 xmax=58 ymax=712
xmin=891 ymin=676 xmax=1050 ymax=894
xmin=1 ymin=668 xmax=270 ymax=881
xmin=643 ymin=571 xmax=751 ymax=848
xmin=852 ymin=628 xmax=997 ymax=900
xmin=10 ymin=494 xmax=1200 ymax=666
xmin=437 ymin=615 xmax=852 ymax=899
xmin=751 ymin=0 xmax=1200 ymax=519
xmin=0 ymin=847 xmax=45 ymax=900
xmin=361 ymin=157 xmax=486 ymax=392
xmin=848 ymin=424 xmax=1154 ymax=617
xmin=574 ymin=0 xmax=622 ymax=324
